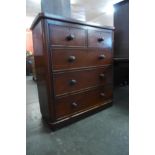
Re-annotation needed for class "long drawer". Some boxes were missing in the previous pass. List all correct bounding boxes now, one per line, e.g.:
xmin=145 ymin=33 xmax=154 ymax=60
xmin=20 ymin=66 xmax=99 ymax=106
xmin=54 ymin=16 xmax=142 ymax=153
xmin=55 ymin=85 xmax=113 ymax=120
xmin=51 ymin=49 xmax=113 ymax=71
xmin=53 ymin=66 xmax=112 ymax=96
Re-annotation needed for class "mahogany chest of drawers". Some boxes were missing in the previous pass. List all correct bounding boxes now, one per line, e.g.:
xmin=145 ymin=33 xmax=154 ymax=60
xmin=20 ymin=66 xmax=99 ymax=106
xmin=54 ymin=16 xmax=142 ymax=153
xmin=31 ymin=13 xmax=114 ymax=130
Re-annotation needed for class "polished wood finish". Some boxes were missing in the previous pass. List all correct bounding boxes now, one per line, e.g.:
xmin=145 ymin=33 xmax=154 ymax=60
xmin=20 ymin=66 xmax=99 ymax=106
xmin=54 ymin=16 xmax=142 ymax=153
xmin=88 ymin=29 xmax=113 ymax=48
xmin=52 ymin=49 xmax=112 ymax=71
xmin=32 ymin=20 xmax=54 ymax=121
xmin=55 ymin=85 xmax=113 ymax=120
xmin=31 ymin=13 xmax=114 ymax=130
xmin=49 ymin=24 xmax=87 ymax=47
xmin=31 ymin=13 xmax=115 ymax=30
xmin=53 ymin=66 xmax=112 ymax=96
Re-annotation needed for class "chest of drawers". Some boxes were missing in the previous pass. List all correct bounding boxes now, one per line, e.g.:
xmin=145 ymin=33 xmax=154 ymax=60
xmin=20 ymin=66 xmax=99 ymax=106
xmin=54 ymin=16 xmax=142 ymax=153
xmin=31 ymin=13 xmax=114 ymax=130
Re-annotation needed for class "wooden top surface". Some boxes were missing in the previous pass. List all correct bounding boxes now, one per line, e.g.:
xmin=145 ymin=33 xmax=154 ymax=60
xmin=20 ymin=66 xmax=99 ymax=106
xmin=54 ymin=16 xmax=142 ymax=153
xmin=30 ymin=12 xmax=115 ymax=30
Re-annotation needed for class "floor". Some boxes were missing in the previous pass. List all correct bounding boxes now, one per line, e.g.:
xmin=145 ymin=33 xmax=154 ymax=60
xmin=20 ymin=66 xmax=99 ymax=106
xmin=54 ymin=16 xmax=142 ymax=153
xmin=26 ymin=76 xmax=129 ymax=155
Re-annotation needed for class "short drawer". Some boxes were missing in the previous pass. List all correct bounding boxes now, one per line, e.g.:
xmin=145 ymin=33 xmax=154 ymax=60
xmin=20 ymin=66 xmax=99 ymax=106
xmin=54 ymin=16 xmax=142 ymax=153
xmin=51 ymin=49 xmax=112 ymax=71
xmin=49 ymin=24 xmax=86 ymax=47
xmin=53 ymin=66 xmax=112 ymax=96
xmin=55 ymin=85 xmax=113 ymax=119
xmin=88 ymin=29 xmax=113 ymax=48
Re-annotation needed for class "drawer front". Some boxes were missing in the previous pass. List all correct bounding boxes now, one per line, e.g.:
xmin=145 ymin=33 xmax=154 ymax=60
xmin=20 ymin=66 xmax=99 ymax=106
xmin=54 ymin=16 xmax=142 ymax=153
xmin=52 ymin=49 xmax=112 ymax=71
xmin=55 ymin=85 xmax=113 ymax=119
xmin=53 ymin=66 xmax=112 ymax=96
xmin=49 ymin=24 xmax=86 ymax=47
xmin=88 ymin=29 xmax=113 ymax=48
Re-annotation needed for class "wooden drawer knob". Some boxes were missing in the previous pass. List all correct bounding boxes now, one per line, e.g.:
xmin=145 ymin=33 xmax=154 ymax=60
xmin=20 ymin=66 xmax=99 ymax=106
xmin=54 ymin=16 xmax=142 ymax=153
xmin=99 ymin=73 xmax=105 ymax=78
xmin=98 ymin=37 xmax=104 ymax=42
xmin=99 ymin=54 xmax=105 ymax=59
xmin=66 ymin=34 xmax=75 ymax=41
xmin=100 ymin=93 xmax=105 ymax=97
xmin=69 ymin=79 xmax=77 ymax=85
xmin=68 ymin=56 xmax=76 ymax=62
xmin=71 ymin=102 xmax=78 ymax=108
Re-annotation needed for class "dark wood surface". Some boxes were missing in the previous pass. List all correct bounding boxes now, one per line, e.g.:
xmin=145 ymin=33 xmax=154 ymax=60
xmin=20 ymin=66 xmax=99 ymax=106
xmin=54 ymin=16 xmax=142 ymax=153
xmin=30 ymin=12 xmax=115 ymax=30
xmin=114 ymin=61 xmax=129 ymax=86
xmin=55 ymin=85 xmax=113 ymax=120
xmin=53 ymin=66 xmax=112 ymax=96
xmin=32 ymin=19 xmax=56 ymax=121
xmin=114 ymin=0 xmax=129 ymax=58
xmin=31 ymin=13 xmax=114 ymax=129
xmin=45 ymin=101 xmax=113 ymax=130
xmin=88 ymin=29 xmax=113 ymax=48
xmin=49 ymin=24 xmax=87 ymax=47
xmin=32 ymin=20 xmax=51 ymax=119
xmin=113 ymin=58 xmax=129 ymax=62
xmin=114 ymin=0 xmax=129 ymax=86
xmin=51 ymin=48 xmax=112 ymax=71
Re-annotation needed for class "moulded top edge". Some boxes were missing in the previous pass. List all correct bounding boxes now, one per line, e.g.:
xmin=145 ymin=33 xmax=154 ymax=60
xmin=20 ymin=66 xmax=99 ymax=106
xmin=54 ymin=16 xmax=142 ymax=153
xmin=30 ymin=12 xmax=115 ymax=31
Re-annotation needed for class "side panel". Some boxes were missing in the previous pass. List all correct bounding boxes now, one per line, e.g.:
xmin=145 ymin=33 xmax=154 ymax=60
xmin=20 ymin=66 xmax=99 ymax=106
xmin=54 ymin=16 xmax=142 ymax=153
xmin=32 ymin=20 xmax=54 ymax=121
xmin=114 ymin=1 xmax=129 ymax=58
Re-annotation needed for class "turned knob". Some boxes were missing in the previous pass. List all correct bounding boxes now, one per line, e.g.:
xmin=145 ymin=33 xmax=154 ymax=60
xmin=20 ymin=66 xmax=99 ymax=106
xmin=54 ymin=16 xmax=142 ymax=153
xmin=71 ymin=102 xmax=78 ymax=108
xmin=99 ymin=54 xmax=105 ymax=59
xmin=98 ymin=37 xmax=104 ymax=42
xmin=68 ymin=56 xmax=76 ymax=62
xmin=100 ymin=93 xmax=105 ymax=97
xmin=66 ymin=34 xmax=75 ymax=41
xmin=99 ymin=73 xmax=105 ymax=78
xmin=69 ymin=79 xmax=77 ymax=85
